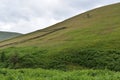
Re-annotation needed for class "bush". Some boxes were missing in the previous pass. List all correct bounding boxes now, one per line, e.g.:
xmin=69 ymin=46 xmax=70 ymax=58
xmin=0 ymin=47 xmax=120 ymax=71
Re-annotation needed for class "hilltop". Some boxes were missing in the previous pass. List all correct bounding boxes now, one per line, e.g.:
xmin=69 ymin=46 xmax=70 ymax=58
xmin=0 ymin=3 xmax=120 ymax=49
xmin=0 ymin=31 xmax=22 ymax=41
xmin=0 ymin=3 xmax=120 ymax=71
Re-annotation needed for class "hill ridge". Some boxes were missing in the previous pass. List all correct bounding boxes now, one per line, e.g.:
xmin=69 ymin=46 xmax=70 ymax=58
xmin=0 ymin=3 xmax=120 ymax=49
xmin=0 ymin=31 xmax=22 ymax=41
xmin=0 ymin=27 xmax=66 ymax=47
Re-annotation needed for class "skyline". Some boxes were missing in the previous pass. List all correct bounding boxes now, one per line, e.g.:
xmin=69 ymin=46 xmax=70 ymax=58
xmin=0 ymin=0 xmax=120 ymax=33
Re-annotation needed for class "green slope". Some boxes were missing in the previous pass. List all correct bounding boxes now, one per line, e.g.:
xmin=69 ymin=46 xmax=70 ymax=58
xmin=0 ymin=31 xmax=22 ymax=41
xmin=0 ymin=3 xmax=120 ymax=70
xmin=0 ymin=3 xmax=120 ymax=49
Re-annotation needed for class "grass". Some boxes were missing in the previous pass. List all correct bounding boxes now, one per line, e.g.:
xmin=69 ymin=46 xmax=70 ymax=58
xmin=0 ymin=68 xmax=120 ymax=80
xmin=0 ymin=3 xmax=120 ymax=79
xmin=0 ymin=3 xmax=119 ymax=49
xmin=0 ymin=3 xmax=119 ymax=70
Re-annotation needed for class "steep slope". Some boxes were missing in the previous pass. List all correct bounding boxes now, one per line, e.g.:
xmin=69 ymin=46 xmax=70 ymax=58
xmin=0 ymin=3 xmax=120 ymax=49
xmin=0 ymin=31 xmax=22 ymax=41
xmin=0 ymin=3 xmax=120 ymax=70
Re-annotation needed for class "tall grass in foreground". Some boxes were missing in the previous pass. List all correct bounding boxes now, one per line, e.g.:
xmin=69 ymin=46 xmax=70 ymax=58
xmin=0 ymin=68 xmax=120 ymax=80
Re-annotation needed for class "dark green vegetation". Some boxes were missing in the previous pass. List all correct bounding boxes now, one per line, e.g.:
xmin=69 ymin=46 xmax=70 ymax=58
xmin=0 ymin=31 xmax=22 ymax=41
xmin=0 ymin=68 xmax=120 ymax=80
xmin=0 ymin=47 xmax=120 ymax=71
xmin=0 ymin=3 xmax=120 ymax=79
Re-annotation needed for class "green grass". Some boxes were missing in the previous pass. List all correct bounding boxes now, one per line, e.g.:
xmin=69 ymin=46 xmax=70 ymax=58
xmin=0 ymin=3 xmax=119 ymax=49
xmin=0 ymin=68 xmax=120 ymax=80
xmin=0 ymin=2 xmax=120 ymax=73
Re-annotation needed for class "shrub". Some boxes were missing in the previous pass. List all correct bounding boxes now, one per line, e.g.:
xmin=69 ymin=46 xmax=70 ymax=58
xmin=0 ymin=47 xmax=120 ymax=71
xmin=0 ymin=52 xmax=6 ymax=62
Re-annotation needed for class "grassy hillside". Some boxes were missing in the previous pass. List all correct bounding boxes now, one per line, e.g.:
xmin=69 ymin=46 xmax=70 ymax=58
xmin=0 ymin=3 xmax=120 ymax=49
xmin=0 ymin=31 xmax=22 ymax=41
xmin=0 ymin=68 xmax=120 ymax=80
xmin=0 ymin=3 xmax=120 ymax=71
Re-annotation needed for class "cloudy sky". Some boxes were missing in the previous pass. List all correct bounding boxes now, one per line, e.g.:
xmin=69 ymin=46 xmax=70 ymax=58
xmin=0 ymin=0 xmax=120 ymax=33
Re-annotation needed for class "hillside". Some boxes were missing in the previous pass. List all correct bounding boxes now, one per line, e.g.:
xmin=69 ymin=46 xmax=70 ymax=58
xmin=0 ymin=3 xmax=120 ymax=49
xmin=0 ymin=3 xmax=120 ymax=71
xmin=0 ymin=31 xmax=22 ymax=41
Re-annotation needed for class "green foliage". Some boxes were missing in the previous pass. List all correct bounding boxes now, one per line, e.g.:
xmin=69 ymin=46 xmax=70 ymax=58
xmin=0 ymin=4 xmax=119 ymax=80
xmin=0 ymin=68 xmax=120 ymax=80
xmin=0 ymin=52 xmax=6 ymax=62
xmin=0 ymin=47 xmax=120 ymax=71
xmin=51 ymin=49 xmax=120 ymax=71
xmin=9 ymin=53 xmax=20 ymax=68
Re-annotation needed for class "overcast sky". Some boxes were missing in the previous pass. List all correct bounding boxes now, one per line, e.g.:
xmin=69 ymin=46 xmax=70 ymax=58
xmin=0 ymin=0 xmax=120 ymax=33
